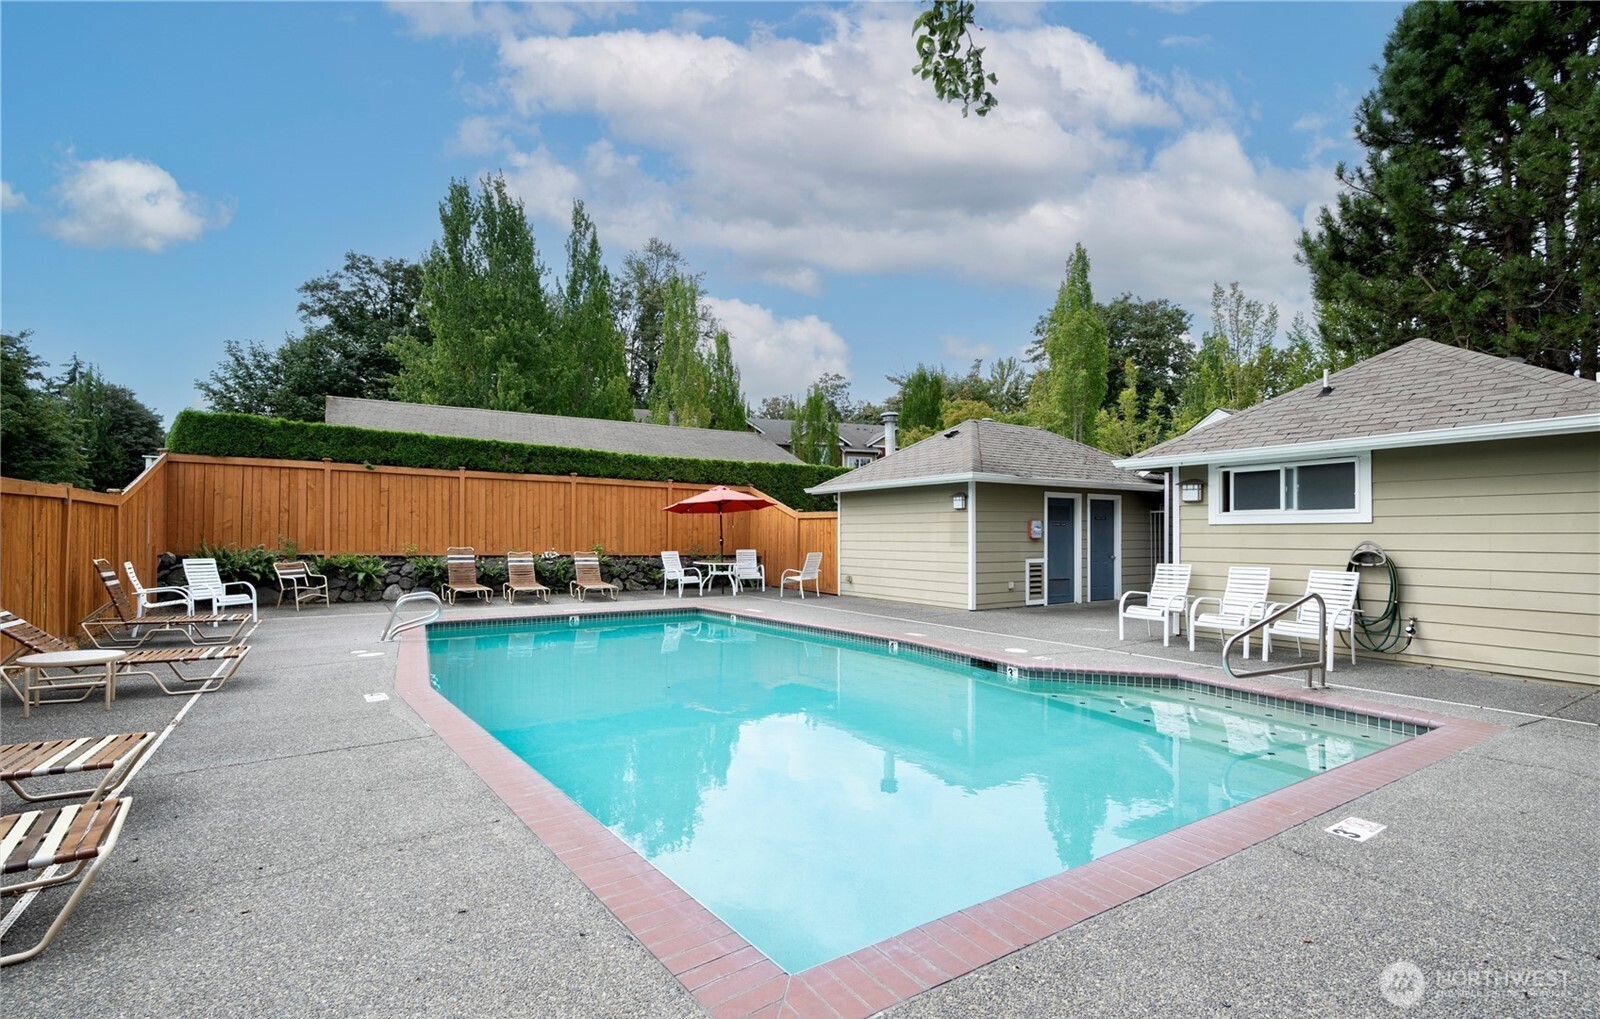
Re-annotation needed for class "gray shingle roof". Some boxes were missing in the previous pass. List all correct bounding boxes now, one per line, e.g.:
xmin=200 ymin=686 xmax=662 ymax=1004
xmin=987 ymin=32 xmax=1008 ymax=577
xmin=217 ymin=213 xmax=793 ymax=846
xmin=809 ymin=419 xmax=1158 ymax=494
xmin=326 ymin=397 xmax=803 ymax=464
xmin=1123 ymin=339 xmax=1600 ymax=467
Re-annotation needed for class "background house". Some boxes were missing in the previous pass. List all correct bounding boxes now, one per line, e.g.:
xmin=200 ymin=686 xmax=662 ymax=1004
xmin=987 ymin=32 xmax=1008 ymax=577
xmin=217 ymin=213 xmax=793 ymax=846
xmin=746 ymin=417 xmax=887 ymax=467
xmin=1118 ymin=339 xmax=1600 ymax=686
xmin=809 ymin=419 xmax=1162 ymax=611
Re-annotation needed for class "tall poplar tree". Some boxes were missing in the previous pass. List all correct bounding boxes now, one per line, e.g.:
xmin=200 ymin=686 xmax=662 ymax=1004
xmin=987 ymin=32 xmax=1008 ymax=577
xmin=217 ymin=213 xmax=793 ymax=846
xmin=392 ymin=174 xmax=554 ymax=410
xmin=1298 ymin=1 xmax=1599 ymax=377
xmin=648 ymin=274 xmax=713 ymax=427
xmin=790 ymin=382 xmax=840 ymax=465
xmin=1032 ymin=244 xmax=1108 ymax=444
xmin=551 ymin=200 xmax=632 ymax=420
xmin=706 ymin=330 xmax=747 ymax=431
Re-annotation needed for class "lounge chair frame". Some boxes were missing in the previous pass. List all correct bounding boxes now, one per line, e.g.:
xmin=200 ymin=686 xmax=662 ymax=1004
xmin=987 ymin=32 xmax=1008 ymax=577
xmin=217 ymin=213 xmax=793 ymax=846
xmin=503 ymin=552 xmax=551 ymax=604
xmin=570 ymin=555 xmax=619 ymax=601
xmin=443 ymin=548 xmax=493 ymax=605
xmin=80 ymin=560 xmax=249 ymax=649
xmin=1 ymin=733 xmax=156 ymax=804
xmin=1 ymin=796 xmax=132 ymax=967
xmin=2 ymin=609 xmax=250 ymax=699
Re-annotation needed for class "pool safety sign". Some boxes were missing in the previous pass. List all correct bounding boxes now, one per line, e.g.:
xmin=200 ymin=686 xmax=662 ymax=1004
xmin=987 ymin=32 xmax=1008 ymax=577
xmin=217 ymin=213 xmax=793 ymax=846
xmin=1327 ymin=817 xmax=1386 ymax=842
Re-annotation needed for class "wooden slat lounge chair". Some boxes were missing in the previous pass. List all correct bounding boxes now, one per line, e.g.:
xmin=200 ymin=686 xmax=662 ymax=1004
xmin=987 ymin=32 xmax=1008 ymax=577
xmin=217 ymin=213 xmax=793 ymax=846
xmin=181 ymin=558 xmax=258 ymax=622
xmin=734 ymin=549 xmax=766 ymax=592
xmin=1 ymin=796 xmax=132 ymax=966
xmin=570 ymin=554 xmax=619 ymax=601
xmin=503 ymin=552 xmax=550 ymax=604
xmin=1188 ymin=566 xmax=1272 ymax=656
xmin=80 ymin=560 xmax=250 ymax=649
xmin=272 ymin=560 xmax=330 ymax=610
xmin=779 ymin=552 xmax=823 ymax=598
xmin=1263 ymin=569 xmax=1362 ymax=671
xmin=123 ymin=560 xmax=192 ymax=616
xmin=1118 ymin=563 xmax=1193 ymax=646
xmin=1 ymin=733 xmax=156 ymax=804
xmin=2 ymin=610 xmax=250 ymax=698
xmin=443 ymin=547 xmax=493 ymax=605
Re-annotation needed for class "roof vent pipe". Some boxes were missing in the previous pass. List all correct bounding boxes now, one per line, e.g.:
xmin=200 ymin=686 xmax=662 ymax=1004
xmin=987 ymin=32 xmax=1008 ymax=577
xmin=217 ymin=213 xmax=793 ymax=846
xmin=881 ymin=411 xmax=899 ymax=457
xmin=1319 ymin=369 xmax=1334 ymax=398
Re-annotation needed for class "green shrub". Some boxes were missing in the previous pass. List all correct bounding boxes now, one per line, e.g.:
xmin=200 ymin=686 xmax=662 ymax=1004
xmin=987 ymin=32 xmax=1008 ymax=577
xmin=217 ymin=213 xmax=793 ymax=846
xmin=535 ymin=554 xmax=573 ymax=589
xmin=196 ymin=541 xmax=279 ymax=585
xmin=322 ymin=553 xmax=387 ymax=591
xmin=476 ymin=557 xmax=508 ymax=586
xmin=167 ymin=410 xmax=846 ymax=511
xmin=407 ymin=555 xmax=447 ymax=591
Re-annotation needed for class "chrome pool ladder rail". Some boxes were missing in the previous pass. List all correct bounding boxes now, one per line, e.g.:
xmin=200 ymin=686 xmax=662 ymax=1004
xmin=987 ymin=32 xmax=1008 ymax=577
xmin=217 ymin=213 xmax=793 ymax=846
xmin=1222 ymin=592 xmax=1327 ymax=690
xmin=381 ymin=591 xmax=443 ymax=642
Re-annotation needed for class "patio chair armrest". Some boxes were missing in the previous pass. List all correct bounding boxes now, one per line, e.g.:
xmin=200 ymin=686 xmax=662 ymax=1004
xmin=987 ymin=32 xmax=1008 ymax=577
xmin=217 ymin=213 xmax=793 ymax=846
xmin=1157 ymin=593 xmax=1187 ymax=613
xmin=223 ymin=580 xmax=257 ymax=597
xmin=1118 ymin=589 xmax=1149 ymax=610
xmin=1188 ymin=595 xmax=1219 ymax=616
xmin=141 ymin=584 xmax=195 ymax=605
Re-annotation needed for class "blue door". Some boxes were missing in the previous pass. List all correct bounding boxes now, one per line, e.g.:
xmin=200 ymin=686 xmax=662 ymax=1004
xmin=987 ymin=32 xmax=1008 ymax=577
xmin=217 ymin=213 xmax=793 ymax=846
xmin=1046 ymin=498 xmax=1074 ymax=604
xmin=1089 ymin=497 xmax=1116 ymax=601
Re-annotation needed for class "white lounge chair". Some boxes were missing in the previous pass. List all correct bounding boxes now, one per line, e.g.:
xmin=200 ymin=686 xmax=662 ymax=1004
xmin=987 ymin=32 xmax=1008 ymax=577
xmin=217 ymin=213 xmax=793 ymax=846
xmin=123 ymin=561 xmax=192 ymax=616
xmin=660 ymin=551 xmax=704 ymax=598
xmin=780 ymin=552 xmax=823 ymax=599
xmin=181 ymin=558 xmax=258 ymax=622
xmin=733 ymin=549 xmax=766 ymax=592
xmin=1188 ymin=566 xmax=1272 ymax=656
xmin=1263 ymin=569 xmax=1362 ymax=671
xmin=1118 ymin=564 xmax=1192 ymax=646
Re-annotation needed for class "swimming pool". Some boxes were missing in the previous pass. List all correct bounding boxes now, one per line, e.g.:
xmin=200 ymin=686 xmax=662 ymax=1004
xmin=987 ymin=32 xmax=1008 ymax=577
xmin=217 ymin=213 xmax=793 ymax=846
xmin=427 ymin=611 xmax=1417 ymax=974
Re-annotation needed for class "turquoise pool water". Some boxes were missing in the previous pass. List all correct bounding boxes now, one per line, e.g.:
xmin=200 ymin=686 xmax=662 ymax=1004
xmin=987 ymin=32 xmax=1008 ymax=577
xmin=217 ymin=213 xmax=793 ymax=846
xmin=429 ymin=614 xmax=1409 ymax=973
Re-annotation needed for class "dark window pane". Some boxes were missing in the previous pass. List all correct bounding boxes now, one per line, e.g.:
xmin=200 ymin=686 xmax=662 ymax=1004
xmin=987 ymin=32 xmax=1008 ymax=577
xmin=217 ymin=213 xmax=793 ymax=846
xmin=1232 ymin=469 xmax=1280 ymax=510
xmin=1297 ymin=461 xmax=1356 ymax=509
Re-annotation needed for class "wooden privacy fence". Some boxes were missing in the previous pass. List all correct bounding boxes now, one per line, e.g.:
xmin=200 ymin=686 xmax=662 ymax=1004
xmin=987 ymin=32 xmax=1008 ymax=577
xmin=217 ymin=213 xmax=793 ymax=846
xmin=2 ymin=453 xmax=837 ymax=644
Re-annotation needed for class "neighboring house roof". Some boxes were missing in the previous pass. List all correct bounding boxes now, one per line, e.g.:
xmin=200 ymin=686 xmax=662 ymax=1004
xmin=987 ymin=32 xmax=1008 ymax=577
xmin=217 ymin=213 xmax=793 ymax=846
xmin=1119 ymin=339 xmax=1600 ymax=469
xmin=325 ymin=397 xmax=804 ymax=464
xmin=747 ymin=417 xmax=885 ymax=453
xmin=808 ymin=419 xmax=1160 ymax=495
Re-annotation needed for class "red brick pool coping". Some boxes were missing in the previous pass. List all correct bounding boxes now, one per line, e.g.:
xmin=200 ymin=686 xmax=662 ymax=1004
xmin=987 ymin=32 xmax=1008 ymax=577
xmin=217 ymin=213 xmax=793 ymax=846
xmin=395 ymin=607 xmax=1502 ymax=1019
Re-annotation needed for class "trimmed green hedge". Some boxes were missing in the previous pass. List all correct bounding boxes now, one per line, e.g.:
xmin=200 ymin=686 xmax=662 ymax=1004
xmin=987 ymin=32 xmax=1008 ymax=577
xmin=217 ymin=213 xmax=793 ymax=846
xmin=167 ymin=410 xmax=846 ymax=511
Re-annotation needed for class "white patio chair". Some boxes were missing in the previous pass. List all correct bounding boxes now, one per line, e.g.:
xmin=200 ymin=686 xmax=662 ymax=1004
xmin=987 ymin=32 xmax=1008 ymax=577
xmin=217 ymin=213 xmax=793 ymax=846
xmin=123 ymin=560 xmax=193 ymax=616
xmin=1117 ymin=563 xmax=1192 ymax=646
xmin=734 ymin=549 xmax=766 ymax=592
xmin=1188 ymin=566 xmax=1272 ymax=656
xmin=1263 ymin=569 xmax=1362 ymax=671
xmin=780 ymin=552 xmax=823 ymax=599
xmin=660 ymin=551 xmax=704 ymax=598
xmin=181 ymin=558 xmax=258 ymax=621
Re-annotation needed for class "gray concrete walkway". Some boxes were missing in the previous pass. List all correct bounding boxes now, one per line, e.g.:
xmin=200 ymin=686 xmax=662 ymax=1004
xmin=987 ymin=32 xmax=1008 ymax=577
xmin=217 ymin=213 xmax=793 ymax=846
xmin=2 ymin=592 xmax=1595 ymax=1018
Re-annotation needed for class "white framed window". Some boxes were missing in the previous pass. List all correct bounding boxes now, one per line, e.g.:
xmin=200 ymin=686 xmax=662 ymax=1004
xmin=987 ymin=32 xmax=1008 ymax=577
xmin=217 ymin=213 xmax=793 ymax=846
xmin=844 ymin=454 xmax=874 ymax=468
xmin=1207 ymin=453 xmax=1371 ymax=524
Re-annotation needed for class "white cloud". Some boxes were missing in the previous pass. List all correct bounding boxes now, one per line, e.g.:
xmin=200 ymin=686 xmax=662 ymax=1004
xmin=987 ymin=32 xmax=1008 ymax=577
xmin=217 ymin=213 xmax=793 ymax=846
xmin=46 ymin=157 xmax=228 ymax=252
xmin=702 ymin=296 xmax=850 ymax=402
xmin=0 ymin=181 xmax=25 ymax=211
xmin=940 ymin=335 xmax=996 ymax=363
xmin=415 ymin=5 xmax=1332 ymax=329
xmin=1159 ymin=34 xmax=1211 ymax=47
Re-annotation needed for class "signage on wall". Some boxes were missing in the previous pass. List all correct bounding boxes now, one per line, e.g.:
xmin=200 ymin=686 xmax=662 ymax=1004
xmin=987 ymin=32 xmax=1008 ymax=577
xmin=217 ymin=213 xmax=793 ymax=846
xmin=1028 ymin=519 xmax=1043 ymax=540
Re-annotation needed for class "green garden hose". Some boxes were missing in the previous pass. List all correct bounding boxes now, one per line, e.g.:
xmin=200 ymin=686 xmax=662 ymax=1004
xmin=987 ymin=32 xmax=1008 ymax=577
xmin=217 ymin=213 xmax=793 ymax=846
xmin=1346 ymin=547 xmax=1414 ymax=653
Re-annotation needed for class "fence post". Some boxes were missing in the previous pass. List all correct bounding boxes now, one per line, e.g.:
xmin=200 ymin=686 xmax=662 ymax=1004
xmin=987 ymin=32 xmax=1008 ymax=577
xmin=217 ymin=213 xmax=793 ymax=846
xmin=58 ymin=483 xmax=73 ymax=635
xmin=321 ymin=459 xmax=333 ymax=554
xmin=568 ymin=473 xmax=578 ymax=553
xmin=458 ymin=467 xmax=467 ymax=541
xmin=666 ymin=479 xmax=674 ymax=550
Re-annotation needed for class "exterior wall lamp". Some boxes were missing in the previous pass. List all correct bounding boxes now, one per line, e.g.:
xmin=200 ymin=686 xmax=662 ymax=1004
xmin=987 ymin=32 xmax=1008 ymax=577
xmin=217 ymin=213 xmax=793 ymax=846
xmin=1179 ymin=480 xmax=1205 ymax=504
xmin=952 ymin=492 xmax=968 ymax=511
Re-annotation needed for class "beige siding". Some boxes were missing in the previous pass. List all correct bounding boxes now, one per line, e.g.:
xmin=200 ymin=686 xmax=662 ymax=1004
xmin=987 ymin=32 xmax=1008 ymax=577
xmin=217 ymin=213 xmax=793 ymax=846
xmin=1176 ymin=434 xmax=1600 ymax=685
xmin=837 ymin=488 xmax=968 ymax=609
xmin=974 ymin=484 xmax=1161 ymax=609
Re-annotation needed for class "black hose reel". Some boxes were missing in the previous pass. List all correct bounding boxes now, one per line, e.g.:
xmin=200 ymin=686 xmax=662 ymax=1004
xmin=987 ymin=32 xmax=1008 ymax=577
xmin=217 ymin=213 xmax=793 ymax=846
xmin=1346 ymin=541 xmax=1416 ymax=653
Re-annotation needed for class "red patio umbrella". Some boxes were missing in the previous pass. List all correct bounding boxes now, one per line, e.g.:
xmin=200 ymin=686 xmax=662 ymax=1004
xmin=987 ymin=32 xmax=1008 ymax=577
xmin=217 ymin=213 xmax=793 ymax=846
xmin=662 ymin=486 xmax=776 ymax=559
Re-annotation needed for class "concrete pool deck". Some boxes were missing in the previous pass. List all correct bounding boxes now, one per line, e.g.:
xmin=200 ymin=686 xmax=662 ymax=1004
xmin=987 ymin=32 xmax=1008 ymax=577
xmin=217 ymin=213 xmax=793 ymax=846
xmin=2 ymin=592 xmax=1596 ymax=1017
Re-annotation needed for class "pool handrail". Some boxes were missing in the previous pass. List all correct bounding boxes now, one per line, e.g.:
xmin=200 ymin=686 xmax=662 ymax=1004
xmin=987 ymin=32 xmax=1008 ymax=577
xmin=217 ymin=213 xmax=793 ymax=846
xmin=381 ymin=591 xmax=442 ymax=642
xmin=1222 ymin=592 xmax=1327 ymax=689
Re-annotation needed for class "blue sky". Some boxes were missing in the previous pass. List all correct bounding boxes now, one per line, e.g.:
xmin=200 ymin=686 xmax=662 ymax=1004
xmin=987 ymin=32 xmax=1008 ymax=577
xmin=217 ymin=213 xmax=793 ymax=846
xmin=2 ymin=1 xmax=1405 ymax=429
